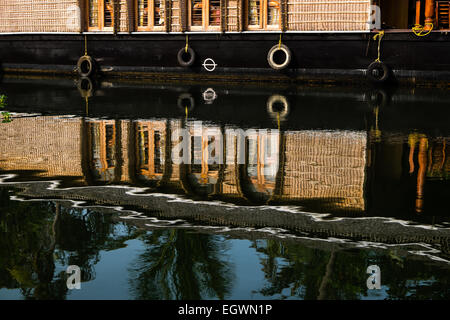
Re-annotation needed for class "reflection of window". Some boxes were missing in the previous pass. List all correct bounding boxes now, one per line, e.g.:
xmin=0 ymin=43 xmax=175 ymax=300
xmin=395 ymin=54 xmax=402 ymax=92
xmin=136 ymin=0 xmax=165 ymax=31
xmin=189 ymin=127 xmax=220 ymax=185
xmin=88 ymin=0 xmax=114 ymax=31
xmin=87 ymin=121 xmax=117 ymax=182
xmin=245 ymin=133 xmax=278 ymax=194
xmin=136 ymin=122 xmax=166 ymax=180
xmin=189 ymin=0 xmax=221 ymax=31
xmin=247 ymin=0 xmax=280 ymax=30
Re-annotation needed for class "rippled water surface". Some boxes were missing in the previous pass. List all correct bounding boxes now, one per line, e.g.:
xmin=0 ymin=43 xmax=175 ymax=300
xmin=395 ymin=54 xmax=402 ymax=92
xmin=0 ymin=77 xmax=449 ymax=299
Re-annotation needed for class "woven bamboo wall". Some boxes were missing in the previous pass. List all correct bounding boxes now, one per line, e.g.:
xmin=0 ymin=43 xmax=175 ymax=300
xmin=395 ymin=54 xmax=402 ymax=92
xmin=0 ymin=0 xmax=82 ymax=33
xmin=286 ymin=0 xmax=371 ymax=31
xmin=0 ymin=116 xmax=84 ymax=178
xmin=280 ymin=131 xmax=367 ymax=211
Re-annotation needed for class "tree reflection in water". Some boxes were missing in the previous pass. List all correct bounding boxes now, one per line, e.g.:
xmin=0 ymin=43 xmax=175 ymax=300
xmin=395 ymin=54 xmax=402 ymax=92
xmin=0 ymin=187 xmax=449 ymax=300
xmin=253 ymin=239 xmax=450 ymax=300
xmin=0 ymin=188 xmax=140 ymax=300
xmin=128 ymin=229 xmax=233 ymax=300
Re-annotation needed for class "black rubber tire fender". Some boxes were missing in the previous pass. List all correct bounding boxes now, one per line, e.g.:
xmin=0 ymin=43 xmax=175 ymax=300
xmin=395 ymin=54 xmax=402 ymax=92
xmin=77 ymin=55 xmax=95 ymax=77
xmin=367 ymin=61 xmax=390 ymax=83
xmin=177 ymin=47 xmax=196 ymax=67
xmin=267 ymin=44 xmax=292 ymax=70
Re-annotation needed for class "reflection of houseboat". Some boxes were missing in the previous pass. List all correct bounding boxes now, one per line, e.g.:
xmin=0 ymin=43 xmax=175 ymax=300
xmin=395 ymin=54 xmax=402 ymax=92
xmin=1 ymin=1 xmax=450 ymax=83
xmin=1 ymin=115 xmax=448 ymax=215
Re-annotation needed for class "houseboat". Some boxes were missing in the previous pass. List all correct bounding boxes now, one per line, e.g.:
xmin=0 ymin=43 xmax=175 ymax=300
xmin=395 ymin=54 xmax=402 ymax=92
xmin=0 ymin=0 xmax=450 ymax=84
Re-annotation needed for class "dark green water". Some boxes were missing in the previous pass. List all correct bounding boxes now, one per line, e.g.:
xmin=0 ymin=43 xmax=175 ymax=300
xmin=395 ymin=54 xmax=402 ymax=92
xmin=0 ymin=77 xmax=449 ymax=300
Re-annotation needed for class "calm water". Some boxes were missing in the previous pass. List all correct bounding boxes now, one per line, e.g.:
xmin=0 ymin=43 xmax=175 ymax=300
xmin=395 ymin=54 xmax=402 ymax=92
xmin=0 ymin=77 xmax=449 ymax=300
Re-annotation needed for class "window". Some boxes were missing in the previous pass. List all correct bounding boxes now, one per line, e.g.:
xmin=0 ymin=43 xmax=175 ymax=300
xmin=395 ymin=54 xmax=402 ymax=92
xmin=136 ymin=0 xmax=165 ymax=31
xmin=188 ymin=0 xmax=221 ymax=31
xmin=247 ymin=0 xmax=280 ymax=30
xmin=87 ymin=0 xmax=114 ymax=31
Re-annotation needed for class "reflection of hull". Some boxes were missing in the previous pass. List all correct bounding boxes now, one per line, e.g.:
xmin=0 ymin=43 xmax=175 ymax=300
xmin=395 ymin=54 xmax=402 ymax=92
xmin=3 ymin=33 xmax=450 ymax=84
xmin=1 ymin=115 xmax=449 ymax=216
xmin=0 ymin=116 xmax=368 ymax=212
xmin=2 ymin=77 xmax=450 ymax=134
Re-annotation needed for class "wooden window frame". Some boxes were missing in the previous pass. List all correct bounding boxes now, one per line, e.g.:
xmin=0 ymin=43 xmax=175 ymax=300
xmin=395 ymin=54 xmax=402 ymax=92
xmin=135 ymin=0 xmax=166 ymax=31
xmin=188 ymin=0 xmax=222 ymax=31
xmin=86 ymin=0 xmax=114 ymax=31
xmin=245 ymin=0 xmax=281 ymax=31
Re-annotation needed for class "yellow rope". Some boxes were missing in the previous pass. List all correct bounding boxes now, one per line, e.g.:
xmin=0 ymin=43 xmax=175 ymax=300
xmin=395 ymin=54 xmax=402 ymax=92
xmin=278 ymin=34 xmax=282 ymax=49
xmin=277 ymin=112 xmax=280 ymax=130
xmin=84 ymin=35 xmax=88 ymax=56
xmin=185 ymin=35 xmax=189 ymax=53
xmin=412 ymin=23 xmax=433 ymax=37
xmin=373 ymin=30 xmax=384 ymax=63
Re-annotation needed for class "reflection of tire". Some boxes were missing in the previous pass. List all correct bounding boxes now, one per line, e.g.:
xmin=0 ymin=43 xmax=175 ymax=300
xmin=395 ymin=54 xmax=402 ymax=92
xmin=267 ymin=44 xmax=291 ymax=70
xmin=202 ymin=88 xmax=217 ymax=104
xmin=77 ymin=77 xmax=95 ymax=98
xmin=77 ymin=55 xmax=96 ymax=77
xmin=267 ymin=95 xmax=289 ymax=120
xmin=367 ymin=89 xmax=388 ymax=107
xmin=177 ymin=93 xmax=195 ymax=112
xmin=367 ymin=61 xmax=390 ymax=83
xmin=177 ymin=47 xmax=196 ymax=67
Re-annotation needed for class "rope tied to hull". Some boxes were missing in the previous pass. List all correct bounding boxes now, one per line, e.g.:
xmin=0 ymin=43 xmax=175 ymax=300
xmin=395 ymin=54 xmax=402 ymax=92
xmin=278 ymin=34 xmax=282 ymax=49
xmin=373 ymin=30 xmax=384 ymax=63
xmin=84 ymin=35 xmax=88 ymax=56
xmin=185 ymin=35 xmax=189 ymax=53
xmin=412 ymin=23 xmax=434 ymax=37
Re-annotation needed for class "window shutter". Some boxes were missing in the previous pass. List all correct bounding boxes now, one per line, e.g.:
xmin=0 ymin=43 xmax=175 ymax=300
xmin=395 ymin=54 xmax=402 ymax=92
xmin=126 ymin=0 xmax=135 ymax=32
xmin=181 ymin=0 xmax=187 ymax=32
xmin=281 ymin=0 xmax=286 ymax=31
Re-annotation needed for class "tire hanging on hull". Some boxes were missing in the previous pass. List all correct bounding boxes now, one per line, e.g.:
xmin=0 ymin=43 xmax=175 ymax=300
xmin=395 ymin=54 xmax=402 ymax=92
xmin=77 ymin=55 xmax=96 ymax=78
xmin=367 ymin=61 xmax=390 ymax=83
xmin=267 ymin=44 xmax=292 ymax=70
xmin=177 ymin=47 xmax=196 ymax=67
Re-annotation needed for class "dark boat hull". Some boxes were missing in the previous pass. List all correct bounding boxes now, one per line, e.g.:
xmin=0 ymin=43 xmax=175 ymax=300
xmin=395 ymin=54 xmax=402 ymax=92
xmin=1 ymin=32 xmax=450 ymax=84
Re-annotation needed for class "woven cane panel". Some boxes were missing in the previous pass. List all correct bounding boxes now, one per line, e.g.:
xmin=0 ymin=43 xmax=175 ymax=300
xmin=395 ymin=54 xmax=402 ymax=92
xmin=0 ymin=0 xmax=82 ymax=33
xmin=286 ymin=0 xmax=371 ymax=31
